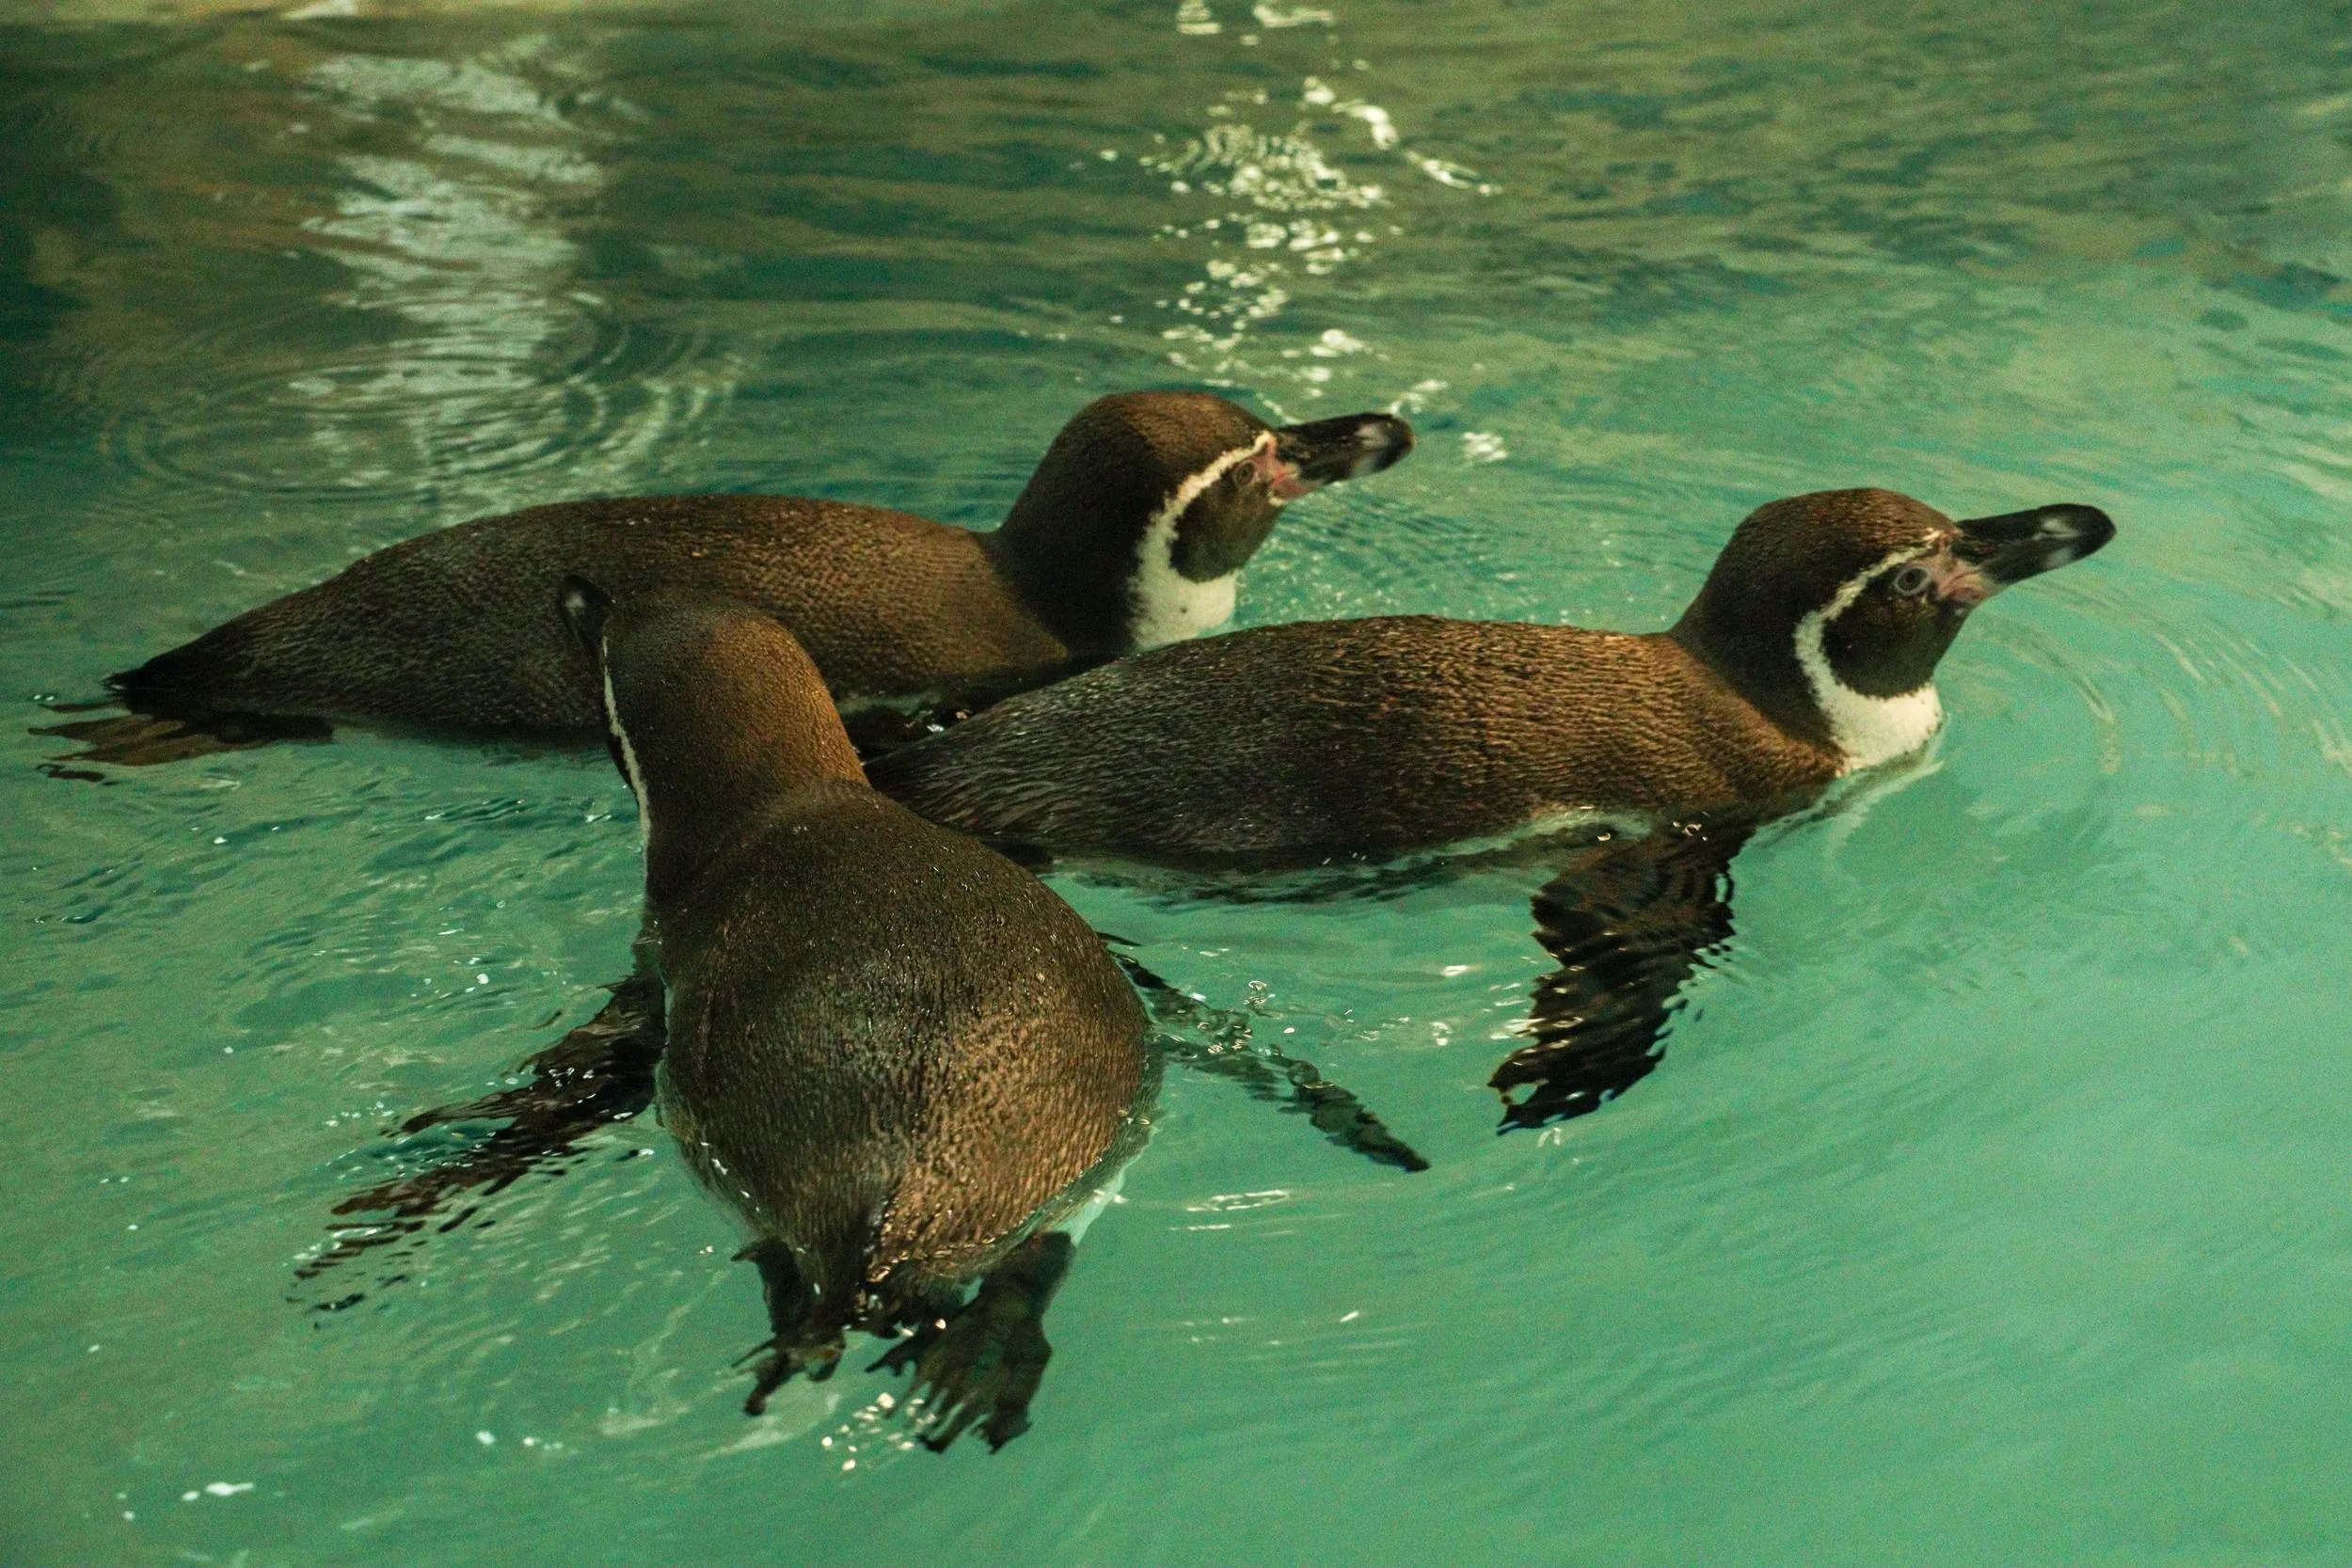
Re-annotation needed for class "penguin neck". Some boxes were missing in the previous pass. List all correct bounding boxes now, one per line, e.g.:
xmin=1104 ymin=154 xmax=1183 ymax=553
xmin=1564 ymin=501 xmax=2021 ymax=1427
xmin=1670 ymin=572 xmax=1946 ymax=772
xmin=1789 ymin=591 xmax=1945 ymax=772
xmin=985 ymin=504 xmax=1239 ymax=655
xmin=986 ymin=440 xmax=1263 ymax=655
xmin=984 ymin=495 xmax=1142 ymax=657
xmin=1669 ymin=590 xmax=1840 ymax=752
xmin=624 ymin=711 xmax=866 ymax=907
xmin=1125 ymin=467 xmax=1243 ymax=649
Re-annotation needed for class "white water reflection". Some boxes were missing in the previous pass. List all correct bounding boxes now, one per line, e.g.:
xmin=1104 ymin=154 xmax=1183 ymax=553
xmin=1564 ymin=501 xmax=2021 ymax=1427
xmin=282 ymin=40 xmax=730 ymax=507
xmin=40 ymin=30 xmax=739 ymax=521
xmin=1144 ymin=20 xmax=1493 ymax=416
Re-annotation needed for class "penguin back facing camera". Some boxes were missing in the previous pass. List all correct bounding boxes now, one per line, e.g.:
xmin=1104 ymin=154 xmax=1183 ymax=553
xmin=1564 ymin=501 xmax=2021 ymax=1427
xmin=562 ymin=578 xmax=1152 ymax=1450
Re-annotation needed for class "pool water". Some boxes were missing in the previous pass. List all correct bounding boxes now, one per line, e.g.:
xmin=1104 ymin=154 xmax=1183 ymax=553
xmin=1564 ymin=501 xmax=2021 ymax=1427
xmin=6 ymin=1 xmax=2352 ymax=1562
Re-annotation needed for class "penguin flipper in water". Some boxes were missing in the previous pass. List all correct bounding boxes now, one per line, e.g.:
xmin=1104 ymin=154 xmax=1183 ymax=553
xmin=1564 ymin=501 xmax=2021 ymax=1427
xmin=1489 ymin=817 xmax=1753 ymax=1132
xmin=294 ymin=971 xmax=666 ymax=1294
xmin=1113 ymin=953 xmax=1429 ymax=1173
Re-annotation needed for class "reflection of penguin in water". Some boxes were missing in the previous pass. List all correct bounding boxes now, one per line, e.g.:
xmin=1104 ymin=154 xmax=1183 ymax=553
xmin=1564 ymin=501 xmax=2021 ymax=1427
xmin=43 ymin=392 xmax=1411 ymax=766
xmin=868 ymin=488 xmax=2117 ymax=1127
xmin=560 ymin=578 xmax=1152 ymax=1450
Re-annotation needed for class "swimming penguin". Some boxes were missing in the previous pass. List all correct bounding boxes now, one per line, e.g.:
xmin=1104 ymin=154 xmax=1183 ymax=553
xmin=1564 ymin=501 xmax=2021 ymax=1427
xmin=45 ymin=392 xmax=1412 ymax=764
xmin=866 ymin=487 xmax=2115 ymax=1131
xmin=866 ymin=488 xmax=2114 ymax=862
xmin=559 ymin=578 xmax=1151 ymax=1450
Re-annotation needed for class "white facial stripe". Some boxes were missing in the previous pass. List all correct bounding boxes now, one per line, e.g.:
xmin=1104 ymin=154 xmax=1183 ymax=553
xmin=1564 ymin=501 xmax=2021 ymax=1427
xmin=1127 ymin=433 xmax=1269 ymax=649
xmin=599 ymin=646 xmax=653 ymax=851
xmin=1793 ymin=548 xmax=1946 ymax=773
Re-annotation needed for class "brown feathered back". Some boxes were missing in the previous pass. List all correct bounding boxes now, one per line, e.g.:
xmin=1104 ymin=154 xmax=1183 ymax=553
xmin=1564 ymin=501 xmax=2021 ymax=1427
xmin=866 ymin=616 xmax=1841 ymax=863
xmin=576 ymin=590 xmax=1148 ymax=1313
xmin=868 ymin=486 xmax=2115 ymax=865
xmin=123 ymin=495 xmax=1068 ymax=731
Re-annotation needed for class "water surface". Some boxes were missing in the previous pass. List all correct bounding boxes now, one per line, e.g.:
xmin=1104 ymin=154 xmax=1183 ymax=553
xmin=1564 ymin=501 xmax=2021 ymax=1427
xmin=5 ymin=1 xmax=2352 ymax=1562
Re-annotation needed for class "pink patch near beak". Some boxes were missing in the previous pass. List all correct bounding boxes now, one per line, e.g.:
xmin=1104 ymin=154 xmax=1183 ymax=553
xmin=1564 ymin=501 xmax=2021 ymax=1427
xmin=1245 ymin=440 xmax=1320 ymax=502
xmin=1929 ymin=555 xmax=1993 ymax=608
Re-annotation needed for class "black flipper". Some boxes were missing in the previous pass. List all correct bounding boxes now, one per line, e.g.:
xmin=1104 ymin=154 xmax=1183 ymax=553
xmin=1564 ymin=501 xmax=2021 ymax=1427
xmin=1489 ymin=818 xmax=1752 ymax=1132
xmin=1114 ymin=954 xmax=1428 ymax=1173
xmin=33 ymin=707 xmax=332 ymax=768
xmin=294 ymin=967 xmax=667 ymax=1290
xmin=870 ymin=1230 xmax=1075 ymax=1452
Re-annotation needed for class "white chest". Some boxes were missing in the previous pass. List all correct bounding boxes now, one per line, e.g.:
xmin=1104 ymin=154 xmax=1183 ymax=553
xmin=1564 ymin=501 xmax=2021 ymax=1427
xmin=1792 ymin=551 xmax=1947 ymax=772
xmin=1125 ymin=437 xmax=1266 ymax=649
xmin=1129 ymin=530 xmax=1237 ymax=648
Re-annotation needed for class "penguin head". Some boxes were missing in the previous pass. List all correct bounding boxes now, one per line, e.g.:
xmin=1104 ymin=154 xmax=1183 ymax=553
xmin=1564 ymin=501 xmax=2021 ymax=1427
xmin=989 ymin=390 xmax=1413 ymax=654
xmin=559 ymin=578 xmax=865 ymax=898
xmin=1672 ymin=488 xmax=2115 ymax=768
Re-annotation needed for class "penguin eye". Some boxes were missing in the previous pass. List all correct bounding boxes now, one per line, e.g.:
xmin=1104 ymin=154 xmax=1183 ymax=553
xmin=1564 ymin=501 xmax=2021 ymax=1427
xmin=1889 ymin=563 xmax=1933 ymax=597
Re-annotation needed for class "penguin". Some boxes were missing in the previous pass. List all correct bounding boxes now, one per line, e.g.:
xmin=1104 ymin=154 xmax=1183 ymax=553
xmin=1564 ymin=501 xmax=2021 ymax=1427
xmin=866 ymin=488 xmax=2116 ymax=863
xmin=559 ymin=578 xmax=1152 ymax=1450
xmin=865 ymin=486 xmax=2115 ymax=1132
xmin=45 ymin=391 xmax=1412 ymax=764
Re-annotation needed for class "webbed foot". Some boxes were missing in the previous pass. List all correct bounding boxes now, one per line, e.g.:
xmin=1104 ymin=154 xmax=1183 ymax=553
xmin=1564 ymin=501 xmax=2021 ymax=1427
xmin=738 ymin=1238 xmax=847 ymax=1415
xmin=870 ymin=1231 xmax=1074 ymax=1452
xmin=739 ymin=1333 xmax=844 ymax=1416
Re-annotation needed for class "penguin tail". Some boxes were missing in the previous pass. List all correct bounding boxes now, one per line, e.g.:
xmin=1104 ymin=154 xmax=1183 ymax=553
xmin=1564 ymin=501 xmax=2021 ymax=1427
xmin=29 ymin=626 xmax=329 ymax=770
xmin=103 ymin=618 xmax=257 ymax=711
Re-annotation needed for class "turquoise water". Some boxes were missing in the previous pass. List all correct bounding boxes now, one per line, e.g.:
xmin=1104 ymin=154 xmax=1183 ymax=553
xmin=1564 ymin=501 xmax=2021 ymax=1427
xmin=6 ymin=0 xmax=2352 ymax=1561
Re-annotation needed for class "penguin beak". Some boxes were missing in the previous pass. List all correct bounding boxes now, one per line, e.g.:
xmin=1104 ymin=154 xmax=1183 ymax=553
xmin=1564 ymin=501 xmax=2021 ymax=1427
xmin=1949 ymin=504 xmax=2116 ymax=596
xmin=1271 ymin=413 xmax=1415 ymax=497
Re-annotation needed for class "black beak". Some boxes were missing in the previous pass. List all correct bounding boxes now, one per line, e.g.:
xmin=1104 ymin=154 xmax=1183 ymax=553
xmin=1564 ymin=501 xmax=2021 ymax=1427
xmin=1952 ymin=503 xmax=2116 ymax=586
xmin=1274 ymin=412 xmax=1415 ymax=484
